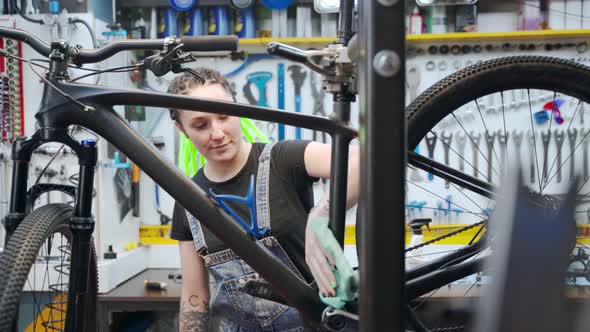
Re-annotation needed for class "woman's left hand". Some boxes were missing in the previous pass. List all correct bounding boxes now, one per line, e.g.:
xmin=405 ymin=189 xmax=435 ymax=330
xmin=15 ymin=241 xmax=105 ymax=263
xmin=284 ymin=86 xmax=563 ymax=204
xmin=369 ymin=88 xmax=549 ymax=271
xmin=305 ymin=203 xmax=337 ymax=297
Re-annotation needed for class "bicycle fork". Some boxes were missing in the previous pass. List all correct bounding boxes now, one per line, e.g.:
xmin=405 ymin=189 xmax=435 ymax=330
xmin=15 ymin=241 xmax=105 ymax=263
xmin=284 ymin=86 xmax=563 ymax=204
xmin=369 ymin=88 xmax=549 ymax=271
xmin=3 ymin=127 xmax=97 ymax=332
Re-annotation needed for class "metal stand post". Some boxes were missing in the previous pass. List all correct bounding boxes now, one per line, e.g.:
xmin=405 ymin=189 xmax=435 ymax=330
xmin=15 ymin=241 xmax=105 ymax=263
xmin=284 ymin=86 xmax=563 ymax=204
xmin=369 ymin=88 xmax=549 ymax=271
xmin=358 ymin=1 xmax=406 ymax=331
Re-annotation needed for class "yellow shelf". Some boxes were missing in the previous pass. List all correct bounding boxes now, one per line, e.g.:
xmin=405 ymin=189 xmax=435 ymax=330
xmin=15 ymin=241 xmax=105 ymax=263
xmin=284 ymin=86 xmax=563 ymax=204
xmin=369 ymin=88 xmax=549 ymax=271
xmin=139 ymin=225 xmax=178 ymax=245
xmin=239 ymin=30 xmax=590 ymax=53
xmin=407 ymin=29 xmax=590 ymax=43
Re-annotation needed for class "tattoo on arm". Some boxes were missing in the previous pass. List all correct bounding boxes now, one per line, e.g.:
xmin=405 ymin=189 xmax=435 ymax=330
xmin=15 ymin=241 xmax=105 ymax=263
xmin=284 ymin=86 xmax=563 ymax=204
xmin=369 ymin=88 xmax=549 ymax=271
xmin=179 ymin=295 xmax=210 ymax=332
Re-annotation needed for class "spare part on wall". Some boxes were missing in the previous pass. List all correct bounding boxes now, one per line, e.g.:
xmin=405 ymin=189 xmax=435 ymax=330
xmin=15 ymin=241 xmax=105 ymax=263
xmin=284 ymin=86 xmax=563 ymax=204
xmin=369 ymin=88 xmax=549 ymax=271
xmin=1 ymin=36 xmax=23 ymax=140
xmin=314 ymin=0 xmax=356 ymax=13
xmin=170 ymin=0 xmax=196 ymax=11
xmin=231 ymin=0 xmax=255 ymax=9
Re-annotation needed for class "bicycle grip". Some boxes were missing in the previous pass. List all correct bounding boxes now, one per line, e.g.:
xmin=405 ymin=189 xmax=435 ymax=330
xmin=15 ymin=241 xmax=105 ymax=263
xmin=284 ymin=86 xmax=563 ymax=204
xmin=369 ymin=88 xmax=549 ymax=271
xmin=266 ymin=42 xmax=307 ymax=63
xmin=180 ymin=35 xmax=238 ymax=52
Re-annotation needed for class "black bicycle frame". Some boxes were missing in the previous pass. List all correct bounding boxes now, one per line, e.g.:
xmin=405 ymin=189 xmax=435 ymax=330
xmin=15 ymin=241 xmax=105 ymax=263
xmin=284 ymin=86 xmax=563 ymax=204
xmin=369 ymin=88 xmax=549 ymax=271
xmin=4 ymin=66 xmax=358 ymax=326
xmin=4 ymin=63 xmax=495 ymax=328
xmin=1 ymin=13 xmax=496 ymax=330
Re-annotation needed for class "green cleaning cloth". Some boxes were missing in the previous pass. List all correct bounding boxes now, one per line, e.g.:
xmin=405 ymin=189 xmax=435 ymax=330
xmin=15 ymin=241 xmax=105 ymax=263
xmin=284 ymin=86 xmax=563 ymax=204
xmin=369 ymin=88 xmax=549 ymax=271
xmin=311 ymin=217 xmax=357 ymax=309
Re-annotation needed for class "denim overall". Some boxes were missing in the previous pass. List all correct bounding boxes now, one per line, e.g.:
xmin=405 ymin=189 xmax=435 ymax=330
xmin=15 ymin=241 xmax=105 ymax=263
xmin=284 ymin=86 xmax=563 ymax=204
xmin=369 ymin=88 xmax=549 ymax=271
xmin=185 ymin=143 xmax=306 ymax=332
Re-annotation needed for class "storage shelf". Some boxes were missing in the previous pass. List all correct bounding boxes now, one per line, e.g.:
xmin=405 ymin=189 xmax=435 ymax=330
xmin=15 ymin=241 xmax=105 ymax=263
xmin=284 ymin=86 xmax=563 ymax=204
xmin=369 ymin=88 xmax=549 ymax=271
xmin=239 ymin=30 xmax=590 ymax=53
xmin=407 ymin=29 xmax=590 ymax=43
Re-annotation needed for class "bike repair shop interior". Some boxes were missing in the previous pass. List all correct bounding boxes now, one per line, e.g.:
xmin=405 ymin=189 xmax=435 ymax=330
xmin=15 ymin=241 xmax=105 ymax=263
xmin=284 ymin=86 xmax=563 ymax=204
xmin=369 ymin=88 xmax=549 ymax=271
xmin=1 ymin=0 xmax=590 ymax=331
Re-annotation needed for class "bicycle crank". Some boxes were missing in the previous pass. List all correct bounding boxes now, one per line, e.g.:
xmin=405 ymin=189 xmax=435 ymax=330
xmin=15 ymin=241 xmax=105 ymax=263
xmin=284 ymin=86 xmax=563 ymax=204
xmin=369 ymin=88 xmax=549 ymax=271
xmin=322 ymin=307 xmax=359 ymax=332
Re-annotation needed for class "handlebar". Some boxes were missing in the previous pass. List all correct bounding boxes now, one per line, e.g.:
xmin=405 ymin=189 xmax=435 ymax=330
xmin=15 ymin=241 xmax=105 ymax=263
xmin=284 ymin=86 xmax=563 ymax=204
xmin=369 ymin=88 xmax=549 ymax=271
xmin=0 ymin=26 xmax=238 ymax=64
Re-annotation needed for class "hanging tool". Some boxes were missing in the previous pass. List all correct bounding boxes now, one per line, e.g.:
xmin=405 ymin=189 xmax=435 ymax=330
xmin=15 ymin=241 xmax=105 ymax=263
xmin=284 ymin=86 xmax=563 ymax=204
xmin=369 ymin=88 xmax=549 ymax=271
xmin=583 ymin=128 xmax=590 ymax=182
xmin=277 ymin=63 xmax=286 ymax=141
xmin=568 ymin=128 xmax=578 ymax=182
xmin=288 ymin=65 xmax=307 ymax=140
xmin=527 ymin=130 xmax=536 ymax=184
xmin=409 ymin=147 xmax=424 ymax=182
xmin=498 ymin=130 xmax=508 ymax=174
xmin=470 ymin=131 xmax=482 ymax=179
xmin=580 ymin=102 xmax=585 ymax=125
xmin=406 ymin=64 xmax=421 ymax=103
xmin=512 ymin=130 xmax=523 ymax=165
xmin=244 ymin=71 xmax=272 ymax=106
xmin=456 ymin=132 xmax=467 ymax=173
xmin=441 ymin=131 xmax=453 ymax=189
xmin=425 ymin=133 xmax=438 ymax=181
xmin=554 ymin=129 xmax=565 ymax=183
xmin=541 ymin=130 xmax=552 ymax=184
xmin=310 ymin=72 xmax=327 ymax=143
xmin=243 ymin=71 xmax=276 ymax=142
xmin=485 ymin=131 xmax=497 ymax=183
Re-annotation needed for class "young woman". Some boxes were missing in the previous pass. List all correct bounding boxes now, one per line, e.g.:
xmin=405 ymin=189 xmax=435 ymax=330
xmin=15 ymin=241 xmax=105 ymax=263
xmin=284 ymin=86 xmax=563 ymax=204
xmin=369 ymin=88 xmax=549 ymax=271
xmin=168 ymin=68 xmax=359 ymax=331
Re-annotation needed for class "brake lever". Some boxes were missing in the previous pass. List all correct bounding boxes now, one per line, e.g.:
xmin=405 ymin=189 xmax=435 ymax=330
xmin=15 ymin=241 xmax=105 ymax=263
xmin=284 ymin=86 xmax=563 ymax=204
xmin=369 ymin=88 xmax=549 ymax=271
xmin=141 ymin=40 xmax=203 ymax=83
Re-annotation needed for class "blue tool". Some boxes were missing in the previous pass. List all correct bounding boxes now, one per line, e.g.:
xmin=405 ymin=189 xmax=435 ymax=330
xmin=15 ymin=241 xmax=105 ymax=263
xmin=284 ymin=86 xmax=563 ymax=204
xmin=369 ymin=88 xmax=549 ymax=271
xmin=288 ymin=65 xmax=307 ymax=140
xmin=260 ymin=0 xmax=294 ymax=9
xmin=445 ymin=195 xmax=452 ymax=217
xmin=534 ymin=110 xmax=550 ymax=125
xmin=244 ymin=71 xmax=272 ymax=107
xmin=278 ymin=64 xmax=285 ymax=141
xmin=243 ymin=72 xmax=276 ymax=141
xmin=103 ymin=152 xmax=131 ymax=169
xmin=209 ymin=175 xmax=269 ymax=239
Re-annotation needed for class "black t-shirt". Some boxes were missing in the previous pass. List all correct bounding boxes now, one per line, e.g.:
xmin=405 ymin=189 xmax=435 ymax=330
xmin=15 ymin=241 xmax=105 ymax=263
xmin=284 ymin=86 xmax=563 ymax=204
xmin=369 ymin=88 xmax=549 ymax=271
xmin=171 ymin=140 xmax=316 ymax=282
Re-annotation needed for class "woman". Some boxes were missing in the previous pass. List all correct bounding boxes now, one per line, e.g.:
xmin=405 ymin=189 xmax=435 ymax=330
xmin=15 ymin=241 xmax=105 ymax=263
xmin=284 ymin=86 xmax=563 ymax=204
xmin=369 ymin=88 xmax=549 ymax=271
xmin=168 ymin=68 xmax=359 ymax=331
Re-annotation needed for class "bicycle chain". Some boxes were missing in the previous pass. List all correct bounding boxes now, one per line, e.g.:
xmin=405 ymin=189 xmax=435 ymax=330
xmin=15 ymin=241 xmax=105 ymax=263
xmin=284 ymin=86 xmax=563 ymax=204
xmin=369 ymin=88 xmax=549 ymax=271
xmin=405 ymin=220 xmax=487 ymax=253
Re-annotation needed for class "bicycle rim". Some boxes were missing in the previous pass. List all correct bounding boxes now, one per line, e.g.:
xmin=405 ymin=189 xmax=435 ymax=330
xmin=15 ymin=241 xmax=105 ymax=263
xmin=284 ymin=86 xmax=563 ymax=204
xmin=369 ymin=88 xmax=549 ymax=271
xmin=405 ymin=56 xmax=590 ymax=330
xmin=0 ymin=204 xmax=97 ymax=332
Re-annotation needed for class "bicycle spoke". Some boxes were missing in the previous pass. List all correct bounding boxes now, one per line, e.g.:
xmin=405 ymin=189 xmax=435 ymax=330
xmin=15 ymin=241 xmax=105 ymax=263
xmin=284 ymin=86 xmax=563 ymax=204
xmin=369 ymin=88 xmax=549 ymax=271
xmin=500 ymin=92 xmax=509 ymax=172
xmin=475 ymin=99 xmax=502 ymax=167
xmin=542 ymin=99 xmax=581 ymax=192
xmin=546 ymin=128 xmax=590 ymax=189
xmin=411 ymin=287 xmax=442 ymax=312
xmin=429 ymin=130 xmax=490 ymax=180
xmin=450 ymin=182 xmax=489 ymax=217
xmin=528 ymin=89 xmax=543 ymax=193
xmin=406 ymin=248 xmax=467 ymax=259
xmin=407 ymin=205 xmax=488 ymax=218
xmin=408 ymin=180 xmax=482 ymax=217
xmin=547 ymin=91 xmax=556 ymax=133
xmin=451 ymin=114 xmax=500 ymax=178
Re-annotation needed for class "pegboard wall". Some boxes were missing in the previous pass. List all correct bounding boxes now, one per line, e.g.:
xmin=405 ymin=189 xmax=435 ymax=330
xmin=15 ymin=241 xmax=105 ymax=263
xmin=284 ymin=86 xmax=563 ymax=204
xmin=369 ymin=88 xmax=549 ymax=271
xmin=405 ymin=37 xmax=590 ymax=228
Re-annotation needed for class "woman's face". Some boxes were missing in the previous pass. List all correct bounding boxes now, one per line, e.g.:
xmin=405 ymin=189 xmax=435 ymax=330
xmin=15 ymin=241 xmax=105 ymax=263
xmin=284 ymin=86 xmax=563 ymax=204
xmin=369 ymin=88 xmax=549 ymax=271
xmin=175 ymin=83 xmax=242 ymax=164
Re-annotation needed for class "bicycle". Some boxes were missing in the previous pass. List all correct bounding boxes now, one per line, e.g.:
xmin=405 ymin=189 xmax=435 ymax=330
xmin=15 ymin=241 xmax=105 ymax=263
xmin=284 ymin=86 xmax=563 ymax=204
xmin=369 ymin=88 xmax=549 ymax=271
xmin=0 ymin=5 xmax=590 ymax=332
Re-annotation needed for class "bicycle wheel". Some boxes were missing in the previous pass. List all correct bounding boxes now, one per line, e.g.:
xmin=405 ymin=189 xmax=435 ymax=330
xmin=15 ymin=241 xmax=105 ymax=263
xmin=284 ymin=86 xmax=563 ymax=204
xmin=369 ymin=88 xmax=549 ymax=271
xmin=405 ymin=56 xmax=590 ymax=330
xmin=0 ymin=204 xmax=97 ymax=331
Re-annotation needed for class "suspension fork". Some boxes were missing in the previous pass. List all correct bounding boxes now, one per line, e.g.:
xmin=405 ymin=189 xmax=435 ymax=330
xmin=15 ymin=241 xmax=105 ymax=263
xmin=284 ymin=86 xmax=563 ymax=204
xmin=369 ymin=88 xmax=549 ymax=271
xmin=3 ymin=136 xmax=41 ymax=243
xmin=65 ymin=139 xmax=97 ymax=332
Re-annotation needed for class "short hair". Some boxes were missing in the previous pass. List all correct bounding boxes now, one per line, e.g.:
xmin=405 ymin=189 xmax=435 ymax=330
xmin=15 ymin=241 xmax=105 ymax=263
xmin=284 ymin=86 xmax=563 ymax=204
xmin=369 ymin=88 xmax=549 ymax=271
xmin=167 ymin=68 xmax=236 ymax=122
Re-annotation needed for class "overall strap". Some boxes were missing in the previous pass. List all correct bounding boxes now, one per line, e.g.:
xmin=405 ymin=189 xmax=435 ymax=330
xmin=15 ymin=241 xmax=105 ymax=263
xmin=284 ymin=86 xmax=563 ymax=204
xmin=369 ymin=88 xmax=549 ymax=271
xmin=256 ymin=142 xmax=276 ymax=232
xmin=184 ymin=210 xmax=208 ymax=255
